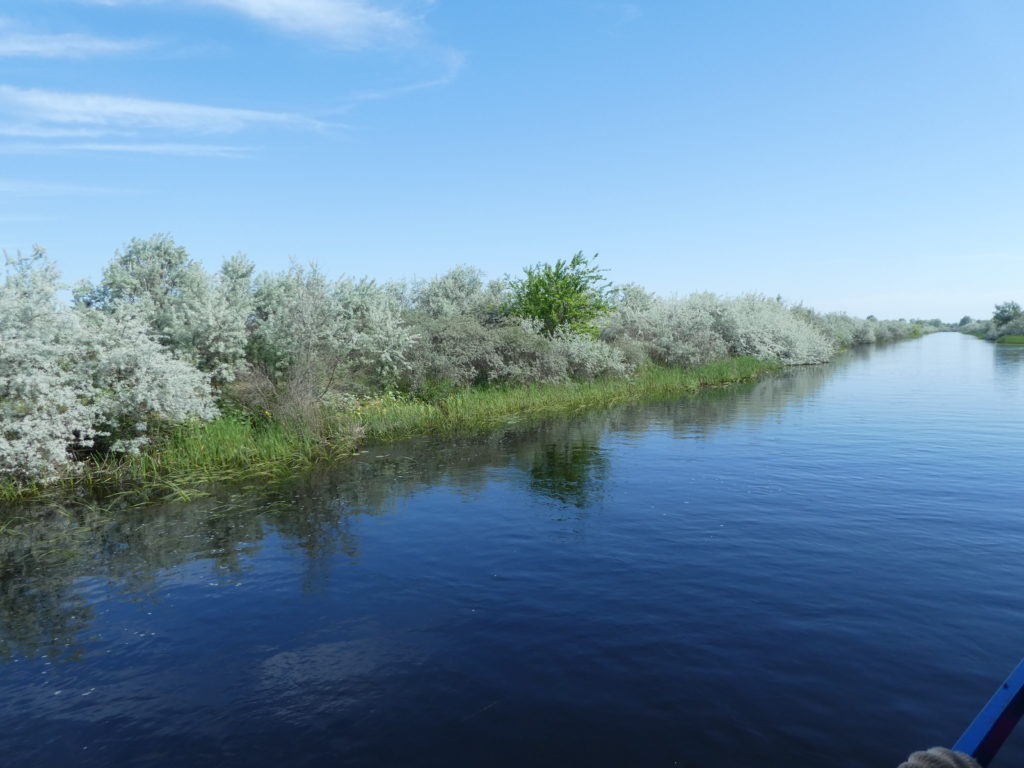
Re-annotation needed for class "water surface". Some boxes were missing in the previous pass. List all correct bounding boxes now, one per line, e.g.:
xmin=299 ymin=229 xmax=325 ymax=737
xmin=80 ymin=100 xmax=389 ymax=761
xmin=2 ymin=333 xmax=1022 ymax=767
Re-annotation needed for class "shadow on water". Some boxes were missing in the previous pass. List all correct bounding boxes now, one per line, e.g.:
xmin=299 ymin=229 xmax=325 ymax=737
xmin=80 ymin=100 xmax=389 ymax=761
xmin=0 ymin=362 xmax=838 ymax=661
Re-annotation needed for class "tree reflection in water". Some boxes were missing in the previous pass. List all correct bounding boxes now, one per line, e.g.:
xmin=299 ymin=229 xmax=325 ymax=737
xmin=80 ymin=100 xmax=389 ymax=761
xmin=0 ymin=363 xmax=833 ymax=661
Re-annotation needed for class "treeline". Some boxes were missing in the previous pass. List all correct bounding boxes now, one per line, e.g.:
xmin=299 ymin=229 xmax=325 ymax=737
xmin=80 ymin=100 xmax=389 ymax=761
xmin=1 ymin=235 xmax=932 ymax=487
xmin=958 ymin=301 xmax=1024 ymax=343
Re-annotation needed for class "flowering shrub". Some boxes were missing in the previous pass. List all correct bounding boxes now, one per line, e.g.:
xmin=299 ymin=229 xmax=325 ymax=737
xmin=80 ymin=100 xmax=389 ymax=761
xmin=602 ymin=292 xmax=729 ymax=367
xmin=410 ymin=265 xmax=504 ymax=320
xmin=74 ymin=235 xmax=252 ymax=384
xmin=550 ymin=328 xmax=632 ymax=380
xmin=4 ymin=236 xmax=929 ymax=485
xmin=404 ymin=268 xmax=629 ymax=392
xmin=240 ymin=263 xmax=416 ymax=424
xmin=1 ymin=250 xmax=216 ymax=483
xmin=717 ymin=295 xmax=835 ymax=364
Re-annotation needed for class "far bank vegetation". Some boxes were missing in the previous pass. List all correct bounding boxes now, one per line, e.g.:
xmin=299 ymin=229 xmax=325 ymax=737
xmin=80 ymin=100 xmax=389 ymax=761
xmin=1 ymin=236 xmax=935 ymax=493
xmin=958 ymin=301 xmax=1024 ymax=344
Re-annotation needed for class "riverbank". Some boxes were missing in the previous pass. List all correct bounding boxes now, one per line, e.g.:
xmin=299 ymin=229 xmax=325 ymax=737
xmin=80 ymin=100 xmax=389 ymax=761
xmin=1 ymin=356 xmax=778 ymax=507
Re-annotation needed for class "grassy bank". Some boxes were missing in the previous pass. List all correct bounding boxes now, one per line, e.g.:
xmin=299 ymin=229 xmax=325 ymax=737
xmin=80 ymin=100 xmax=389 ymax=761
xmin=1 ymin=356 xmax=777 ymax=505
xmin=996 ymin=335 xmax=1024 ymax=345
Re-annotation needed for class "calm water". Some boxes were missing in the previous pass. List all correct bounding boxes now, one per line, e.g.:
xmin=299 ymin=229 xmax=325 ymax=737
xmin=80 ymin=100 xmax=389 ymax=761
xmin=2 ymin=333 xmax=1023 ymax=767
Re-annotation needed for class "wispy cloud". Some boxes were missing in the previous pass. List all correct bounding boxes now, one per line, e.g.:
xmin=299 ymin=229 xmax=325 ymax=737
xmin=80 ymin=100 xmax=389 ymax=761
xmin=0 ymin=177 xmax=133 ymax=196
xmin=84 ymin=0 xmax=420 ymax=47
xmin=206 ymin=0 xmax=414 ymax=46
xmin=348 ymin=47 xmax=465 ymax=104
xmin=0 ymin=84 xmax=320 ymax=134
xmin=0 ymin=141 xmax=253 ymax=158
xmin=0 ymin=18 xmax=150 ymax=58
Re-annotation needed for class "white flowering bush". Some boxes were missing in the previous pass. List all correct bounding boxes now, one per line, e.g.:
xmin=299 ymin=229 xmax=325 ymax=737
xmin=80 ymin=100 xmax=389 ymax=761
xmin=335 ymin=277 xmax=416 ymax=386
xmin=242 ymin=263 xmax=416 ymax=423
xmin=6 ymin=235 xmax=932 ymax=486
xmin=76 ymin=307 xmax=218 ymax=454
xmin=549 ymin=328 xmax=632 ymax=379
xmin=74 ymin=235 xmax=252 ymax=384
xmin=602 ymin=291 xmax=729 ymax=367
xmin=603 ymin=292 xmax=839 ymax=366
xmin=404 ymin=269 xmax=564 ymax=392
xmin=996 ymin=316 xmax=1024 ymax=338
xmin=479 ymin=318 xmax=568 ymax=384
xmin=796 ymin=309 xmax=859 ymax=349
xmin=405 ymin=314 xmax=498 ymax=389
xmin=869 ymin=318 xmax=916 ymax=343
xmin=717 ymin=295 xmax=835 ymax=364
xmin=1 ymin=251 xmax=216 ymax=484
xmin=189 ymin=253 xmax=254 ymax=384
xmin=410 ymin=265 xmax=505 ymax=320
xmin=404 ymin=267 xmax=630 ymax=391
xmin=1 ymin=252 xmax=96 ymax=482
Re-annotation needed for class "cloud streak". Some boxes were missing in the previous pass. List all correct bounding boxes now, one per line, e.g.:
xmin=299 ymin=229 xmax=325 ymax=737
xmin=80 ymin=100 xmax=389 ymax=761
xmin=0 ymin=85 xmax=320 ymax=134
xmin=205 ymin=0 xmax=414 ymax=46
xmin=0 ymin=19 xmax=150 ymax=58
xmin=84 ymin=0 xmax=419 ymax=47
xmin=347 ymin=47 xmax=465 ymax=104
xmin=0 ymin=142 xmax=253 ymax=158
xmin=0 ymin=177 xmax=134 ymax=196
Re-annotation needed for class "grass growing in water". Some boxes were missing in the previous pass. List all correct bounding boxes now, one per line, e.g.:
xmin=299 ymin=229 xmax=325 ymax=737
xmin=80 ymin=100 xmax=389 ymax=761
xmin=1 ymin=357 xmax=776 ymax=505
xmin=355 ymin=357 xmax=774 ymax=441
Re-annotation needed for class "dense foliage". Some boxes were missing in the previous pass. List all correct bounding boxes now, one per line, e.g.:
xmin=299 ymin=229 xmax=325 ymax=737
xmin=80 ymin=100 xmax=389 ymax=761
xmin=1 ymin=249 xmax=216 ymax=483
xmin=959 ymin=300 xmax=1024 ymax=342
xmin=505 ymin=252 xmax=612 ymax=337
xmin=2 ymin=236 xmax=935 ymax=487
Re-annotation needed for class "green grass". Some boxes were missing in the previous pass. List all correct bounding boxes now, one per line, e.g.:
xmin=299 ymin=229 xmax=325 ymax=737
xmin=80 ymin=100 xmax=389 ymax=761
xmin=2 ymin=356 xmax=777 ymax=506
xmin=0 ymin=416 xmax=358 ymax=505
xmin=355 ymin=356 xmax=775 ymax=441
xmin=997 ymin=335 xmax=1024 ymax=344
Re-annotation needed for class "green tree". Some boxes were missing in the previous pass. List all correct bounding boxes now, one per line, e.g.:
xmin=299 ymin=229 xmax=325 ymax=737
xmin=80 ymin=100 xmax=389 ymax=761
xmin=506 ymin=252 xmax=612 ymax=337
xmin=993 ymin=301 xmax=1022 ymax=326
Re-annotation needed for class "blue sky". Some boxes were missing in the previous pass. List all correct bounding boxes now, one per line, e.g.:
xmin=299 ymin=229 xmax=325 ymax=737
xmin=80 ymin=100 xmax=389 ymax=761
xmin=1 ymin=0 xmax=1021 ymax=321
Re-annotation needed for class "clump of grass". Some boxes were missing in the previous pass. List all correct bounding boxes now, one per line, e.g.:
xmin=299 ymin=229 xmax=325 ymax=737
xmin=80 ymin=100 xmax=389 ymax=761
xmin=997 ymin=335 xmax=1024 ymax=345
xmin=1 ymin=415 xmax=359 ymax=505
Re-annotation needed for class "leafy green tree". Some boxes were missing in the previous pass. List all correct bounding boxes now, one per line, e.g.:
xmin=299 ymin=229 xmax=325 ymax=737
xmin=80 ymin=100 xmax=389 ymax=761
xmin=506 ymin=252 xmax=612 ymax=337
xmin=993 ymin=301 xmax=1022 ymax=327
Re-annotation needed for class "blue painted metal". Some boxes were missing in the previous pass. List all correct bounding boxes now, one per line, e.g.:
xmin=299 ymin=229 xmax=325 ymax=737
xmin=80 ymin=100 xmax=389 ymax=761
xmin=953 ymin=658 xmax=1024 ymax=766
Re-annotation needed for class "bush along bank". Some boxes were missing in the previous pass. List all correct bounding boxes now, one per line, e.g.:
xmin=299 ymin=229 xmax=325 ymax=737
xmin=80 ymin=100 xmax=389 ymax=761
xmin=1 ymin=239 xmax=936 ymax=502
xmin=958 ymin=301 xmax=1024 ymax=342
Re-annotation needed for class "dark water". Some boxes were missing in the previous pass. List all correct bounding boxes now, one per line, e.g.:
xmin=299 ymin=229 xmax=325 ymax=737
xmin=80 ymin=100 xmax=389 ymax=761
xmin=2 ymin=333 xmax=1023 ymax=767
